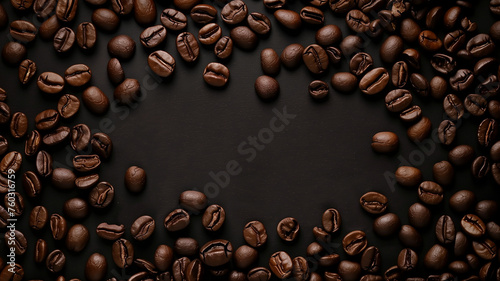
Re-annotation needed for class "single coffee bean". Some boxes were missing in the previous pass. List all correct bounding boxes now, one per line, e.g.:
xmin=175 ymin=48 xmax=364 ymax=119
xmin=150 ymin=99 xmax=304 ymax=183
xmin=4 ymin=192 xmax=23 ymax=216
xmin=191 ymin=4 xmax=217 ymax=24
xmin=487 ymin=221 xmax=500 ymax=240
xmin=176 ymin=32 xmax=199 ymax=62
xmin=92 ymin=8 xmax=120 ymax=32
xmin=114 ymin=78 xmax=141 ymax=104
xmin=65 ymin=224 xmax=89 ymax=252
xmin=248 ymin=267 xmax=271 ymax=281
xmin=173 ymin=257 xmax=191 ymax=281
xmin=361 ymin=246 xmax=381 ymax=273
xmin=174 ymin=237 xmax=199 ymax=256
xmin=280 ymin=44 xmax=303 ymax=69
xmin=9 ymin=20 xmax=37 ymax=43
xmin=461 ymin=214 xmax=486 ymax=238
xmin=454 ymin=231 xmax=469 ymax=257
xmin=467 ymin=34 xmax=495 ymax=58
xmin=112 ymin=238 xmax=134 ymax=268
xmin=343 ymin=230 xmax=367 ymax=256
xmin=57 ymin=94 xmax=80 ymax=119
xmin=160 ymin=8 xmax=187 ymax=31
xmin=108 ymin=34 xmax=135 ymax=60
xmin=391 ymin=61 xmax=408 ymax=88
xmin=85 ymin=253 xmax=107 ymax=281
xmin=141 ymin=25 xmax=166 ymax=48
xmin=51 ymin=167 xmax=76 ymax=190
xmin=430 ymin=76 xmax=447 ymax=100
xmin=56 ymin=0 xmax=77 ymax=22
xmin=234 ymin=245 xmax=257 ymax=269
xmin=424 ymin=244 xmax=448 ymax=270
xmin=30 ymin=205 xmax=48 ymax=230
xmin=395 ymin=166 xmax=422 ymax=187
xmin=107 ymin=58 xmax=124 ymax=85
xmin=255 ymin=75 xmax=279 ymax=100
xmin=214 ymin=36 xmax=233 ymax=60
xmin=39 ymin=15 xmax=61 ymax=40
xmin=46 ymin=249 xmax=65 ymax=272
xmin=438 ymin=120 xmax=456 ymax=145
xmin=260 ymin=48 xmax=280 ymax=76
xmin=331 ymin=72 xmax=358 ymax=93
xmin=203 ymin=62 xmax=229 ymax=87
xmin=308 ymin=80 xmax=328 ymax=99
xmin=71 ymin=124 xmax=90 ymax=152
xmin=221 ymin=0 xmax=247 ymax=25
xmin=478 ymin=118 xmax=498 ymax=147
xmin=42 ymin=126 xmax=70 ymax=146
xmin=269 ymin=251 xmax=293 ymax=279
xmin=131 ymin=215 xmax=155 ymax=240
xmin=409 ymin=74 xmax=428 ymax=98
xmin=450 ymin=69 xmax=474 ymax=92
xmin=247 ymin=13 xmax=271 ymax=35
xmin=274 ymin=9 xmax=301 ymax=30
xmin=64 ymin=64 xmax=91 ymax=87
xmin=407 ymin=116 xmax=431 ymax=143
xmin=399 ymin=18 xmax=420 ymax=43
xmin=397 ymin=248 xmax=417 ymax=271
xmin=418 ymin=181 xmax=443 ymax=205
xmin=75 ymin=174 xmax=99 ymax=190
xmin=199 ymin=239 xmax=233 ymax=267
xmin=472 ymin=156 xmax=490 ymax=179
xmin=244 ymin=220 xmax=267 ymax=247
xmin=50 ymin=213 xmax=68 ymax=240
xmin=476 ymin=200 xmax=498 ymax=221
xmin=34 ymin=238 xmax=48 ymax=263
xmin=108 ymin=0 xmax=132 ymax=14
xmin=301 ymin=6 xmax=324 ymax=25
xmin=90 ymin=133 xmax=112 ymax=160
xmin=349 ymin=52 xmax=372 ymax=76
xmin=373 ymin=213 xmax=401 ymax=237
xmin=10 ymin=112 xmax=28 ymax=139
xmin=96 ymin=223 xmax=125 ymax=240
xmin=148 ymin=50 xmax=175 ymax=78
xmin=2 ymin=42 xmax=26 ymax=65
xmin=371 ymin=131 xmax=399 ymax=153
xmin=185 ymin=259 xmax=203 ymax=281
xmin=33 ymin=0 xmax=56 ymax=18
xmin=133 ymin=0 xmax=156 ymax=26
xmin=53 ymin=27 xmax=75 ymax=53
xmin=164 ymin=208 xmax=190 ymax=231
xmin=443 ymin=6 xmax=461 ymax=29
xmin=37 ymin=72 xmax=64 ymax=94
xmin=179 ymin=190 xmax=207 ymax=213
xmin=449 ymin=144 xmax=474 ymax=166
xmin=18 ymin=59 xmax=36 ymax=85
xmin=436 ymin=215 xmax=456 ymax=244
xmin=202 ymin=204 xmax=225 ymax=231
xmin=63 ymin=197 xmax=89 ymax=220
xmin=277 ymin=217 xmax=300 ymax=241
xmin=346 ymin=9 xmax=369 ymax=33
xmin=303 ymin=44 xmax=329 ymax=74
xmin=0 ymin=3 xmax=7 ymax=28
xmin=292 ymin=256 xmax=310 ymax=281
xmin=380 ymin=35 xmax=403 ymax=64
xmin=230 ymin=26 xmax=258 ymax=50
xmin=419 ymin=30 xmax=442 ymax=51
xmin=123 ymin=165 xmax=146 ymax=193
xmin=402 ymin=48 xmax=420 ymax=69
xmin=450 ymin=190 xmax=475 ymax=213
xmin=0 ymin=135 xmax=6 ymax=156
xmin=0 ymin=151 xmax=22 ymax=175
xmin=329 ymin=0 xmax=356 ymax=14
xmin=359 ymin=67 xmax=389 ymax=95
xmin=359 ymin=191 xmax=387 ymax=214
xmin=25 ymin=130 xmax=41 ymax=156
xmin=199 ymin=23 xmax=222 ymax=45
xmin=444 ymin=30 xmax=466 ymax=53
xmin=491 ymin=141 xmax=500 ymax=162
xmin=472 ymin=239 xmax=497 ymax=260
xmin=464 ymin=94 xmax=487 ymax=116
xmin=35 ymin=150 xmax=52 ymax=177
xmin=73 ymin=154 xmax=100 ymax=172
xmin=385 ymin=89 xmax=411 ymax=113
xmin=325 ymin=47 xmax=342 ymax=63
xmin=399 ymin=225 xmax=422 ymax=249
xmin=89 ymin=181 xmax=114 ymax=208
xmin=477 ymin=75 xmax=499 ymax=98
xmin=338 ymin=260 xmax=362 ymax=281
xmin=23 ymin=171 xmax=42 ymax=198
xmin=155 ymin=245 xmax=174 ymax=271
xmin=431 ymin=54 xmax=456 ymax=75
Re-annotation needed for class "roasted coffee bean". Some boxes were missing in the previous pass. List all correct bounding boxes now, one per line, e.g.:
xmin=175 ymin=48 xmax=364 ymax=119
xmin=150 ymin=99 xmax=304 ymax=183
xmin=176 ymin=32 xmax=199 ymax=62
xmin=477 ymin=75 xmax=500 ymax=98
xmin=371 ymin=131 xmax=399 ymax=154
xmin=449 ymin=144 xmax=475 ymax=166
xmin=89 ymin=181 xmax=114 ymax=208
xmin=199 ymin=23 xmax=222 ymax=45
xmin=57 ymin=94 xmax=80 ymax=119
xmin=432 ymin=161 xmax=453 ymax=187
xmin=234 ymin=245 xmax=258 ymax=269
xmin=281 ymin=44 xmax=303 ymax=69
xmin=361 ymin=246 xmax=381 ymax=273
xmin=438 ymin=120 xmax=456 ymax=145
xmin=90 ymin=133 xmax=112 ymax=160
xmin=85 ymin=253 xmax=107 ymax=281
xmin=107 ymin=58 xmax=124 ymax=85
xmin=247 ymin=268 xmax=271 ymax=281
xmin=303 ymin=44 xmax=329 ymax=74
xmin=9 ymin=20 xmax=37 ymax=43
xmin=148 ymin=50 xmax=175 ymax=78
xmin=431 ymin=54 xmax=456 ymax=75
xmin=10 ymin=112 xmax=28 ymax=139
xmin=380 ymin=35 xmax=403 ymax=64
xmin=338 ymin=260 xmax=362 ymax=281
xmin=179 ymin=190 xmax=207 ymax=213
xmin=73 ymin=154 xmax=100 ymax=172
xmin=18 ymin=59 xmax=36 ymax=85
xmin=277 ymin=217 xmax=300 ymax=241
xmin=114 ymin=78 xmax=140 ymax=104
xmin=408 ymin=73 xmax=428 ymax=98
xmin=449 ymin=190 xmax=475 ymax=214
xmin=255 ymin=75 xmax=279 ymax=99
xmin=247 ymin=13 xmax=271 ymax=36
xmin=56 ymin=0 xmax=77 ymax=22
xmin=160 ymin=8 xmax=187 ymax=31
xmin=300 ymin=6 xmax=324 ymax=25
xmin=51 ymin=168 xmax=76 ymax=190
xmin=64 ymin=64 xmax=91 ymax=87
xmin=331 ymin=72 xmax=357 ymax=93
xmin=0 ymin=151 xmax=22 ymax=175
xmin=244 ymin=220 xmax=267 ymax=247
xmin=34 ymin=238 xmax=48 ymax=263
xmin=35 ymin=150 xmax=52 ymax=177
xmin=461 ymin=214 xmax=486 ymax=238
xmin=4 ymin=192 xmax=24 ymax=216
xmin=33 ymin=0 xmax=56 ymax=18
xmin=63 ymin=197 xmax=89 ymax=220
xmin=75 ymin=174 xmax=99 ymax=190
xmin=472 ymin=239 xmax=497 ymax=260
xmin=53 ymin=27 xmax=75 ymax=52
xmin=402 ymin=48 xmax=420 ymax=69
xmin=0 ymin=103 xmax=10 ymax=125
xmin=123 ymin=166 xmax=146 ymax=193
xmin=185 ymin=259 xmax=203 ymax=281
xmin=399 ymin=224 xmax=422 ymax=249
xmin=202 ymin=204 xmax=225 ymax=231
xmin=65 ymin=224 xmax=89 ymax=252
xmin=373 ymin=213 xmax=400 ymax=237
xmin=263 ymin=0 xmax=285 ymax=9
xmin=442 ymin=6 xmax=460 ymax=29
xmin=2 ymin=42 xmax=26 ymax=65
xmin=140 ymin=25 xmax=166 ymax=48
xmin=231 ymin=26 xmax=258 ymax=50
xmin=325 ymin=47 xmax=341 ymax=65
xmin=350 ymin=52 xmax=372 ymax=76
xmin=0 ymin=136 xmax=7 ymax=156
xmin=444 ymin=30 xmax=466 ymax=53
xmin=345 ymin=9 xmax=369 ymax=33
xmin=23 ymin=171 xmax=41 ymax=198
xmin=75 ymin=23 xmax=96 ymax=50
xmin=131 ymin=215 xmax=155 ymax=241
xmin=360 ymin=191 xmax=388 ymax=214
xmin=467 ymin=34 xmax=495 ymax=58
xmin=37 ymin=72 xmax=64 ymax=94
xmin=221 ymin=0 xmax=247 ymax=25
xmin=418 ymin=181 xmax=443 ymax=205
xmin=155 ymin=244 xmax=174 ymax=272
xmin=464 ymin=94 xmax=487 ymax=116
xmin=25 ymin=130 xmax=40 ymax=157
xmin=92 ymin=8 xmax=120 ymax=32
xmin=424 ymin=244 xmax=448 ymax=270
xmin=96 ymin=223 xmax=125 ymax=240
xmin=430 ymin=76 xmax=447 ymax=100
xmin=343 ymin=230 xmax=367 ymax=256
xmin=399 ymin=18 xmax=420 ymax=43
xmin=419 ymin=30 xmax=442 ymax=51
xmin=478 ymin=118 xmax=498 ymax=147
xmin=308 ymin=80 xmax=328 ymax=99
xmin=108 ymin=35 xmax=135 ymax=60
xmin=70 ymin=124 xmax=90 ymax=152
xmin=436 ymin=215 xmax=456 ymax=244
xmin=472 ymin=156 xmax=490 ymax=179
xmin=30 ymin=205 xmax=48 ymax=230
xmin=260 ymin=48 xmax=280 ymax=76
xmin=274 ymin=9 xmax=301 ymax=30
xmin=397 ymin=248 xmax=417 ymax=271
xmin=329 ymin=0 xmax=356 ymax=14
xmin=491 ymin=141 xmax=500 ymax=162
xmin=199 ymin=239 xmax=233 ymax=267
xmin=134 ymin=0 xmax=156 ymax=25
xmin=291 ymin=256 xmax=309 ymax=281
xmin=385 ymin=89 xmax=411 ymax=113
xmin=50 ymin=214 xmax=68 ymax=240
xmin=173 ymin=257 xmax=191 ymax=281
xmin=443 ymin=94 xmax=464 ymax=121
xmin=391 ymin=61 xmax=408 ymax=88
xmin=46 ymin=249 xmax=65 ymax=272
xmin=359 ymin=67 xmax=389 ymax=95
xmin=83 ymin=86 xmax=109 ymax=115
xmin=203 ymin=62 xmax=229 ymax=87
xmin=112 ymin=238 xmax=134 ymax=268
xmin=487 ymin=221 xmax=500 ymax=240
xmin=214 ymin=36 xmax=233 ymax=60
xmin=42 ymin=126 xmax=70 ymax=146
xmin=395 ymin=166 xmax=422 ymax=187
xmin=164 ymin=208 xmax=190 ymax=231
xmin=0 ymin=4 xmax=7 ymax=29
xmin=450 ymin=69 xmax=474 ymax=92
xmin=453 ymin=231 xmax=469 ymax=257
xmin=0 ymin=205 xmax=8 ymax=228
xmin=191 ymin=4 xmax=217 ymax=24
xmin=268 ymin=251 xmax=293 ymax=279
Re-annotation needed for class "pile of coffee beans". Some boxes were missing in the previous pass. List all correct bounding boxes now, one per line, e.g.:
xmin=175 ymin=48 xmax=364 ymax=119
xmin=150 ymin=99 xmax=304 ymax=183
xmin=1 ymin=0 xmax=500 ymax=279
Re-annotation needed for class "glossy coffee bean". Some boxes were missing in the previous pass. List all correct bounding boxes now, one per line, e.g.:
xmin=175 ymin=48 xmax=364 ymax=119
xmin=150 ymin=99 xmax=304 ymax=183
xmin=164 ymin=209 xmax=190 ymax=231
xmin=234 ymin=245 xmax=257 ymax=269
xmin=308 ymin=80 xmax=328 ymax=99
xmin=112 ymin=238 xmax=134 ymax=268
xmin=269 ymin=251 xmax=293 ymax=279
xmin=10 ymin=20 xmax=37 ymax=43
xmin=397 ymin=248 xmax=417 ymax=271
xmin=478 ymin=118 xmax=498 ymax=147
xmin=34 ymin=238 xmax=48 ymax=263
xmin=449 ymin=190 xmax=475 ymax=213
xmin=203 ymin=62 xmax=229 ymax=87
xmin=281 ymin=44 xmax=303 ymax=69
xmin=449 ymin=145 xmax=475 ymax=166
xmin=18 ymin=59 xmax=36 ymax=85
xmin=255 ymin=75 xmax=279 ymax=100
xmin=419 ymin=30 xmax=442 ymax=51
xmin=96 ymin=222 xmax=125 ymax=240
xmin=161 ymin=8 xmax=187 ymax=31
xmin=202 ymin=204 xmax=225 ymax=231
xmin=359 ymin=68 xmax=389 ymax=95
xmin=221 ymin=0 xmax=247 ymax=25
xmin=467 ymin=34 xmax=495 ymax=58
xmin=373 ymin=213 xmax=400 ymax=237
xmin=198 ymin=23 xmax=222 ymax=45
xmin=2 ymin=42 xmax=26 ymax=65
xmin=247 ymin=267 xmax=271 ymax=281
xmin=133 ymin=0 xmax=156 ymax=26
xmin=371 ymin=131 xmax=399 ymax=153
xmin=472 ymin=239 xmax=497 ymax=260
xmin=326 ymin=46 xmax=342 ymax=64
xmin=89 ymin=182 xmax=114 ymax=208
xmin=359 ymin=191 xmax=387 ymax=214
xmin=274 ymin=9 xmax=301 ymax=30
xmin=30 ymin=205 xmax=48 ymax=230
xmin=37 ymin=72 xmax=64 ymax=94
xmin=407 ymin=116 xmax=431 ymax=143
xmin=191 ymin=4 xmax=217 ymax=24
xmin=46 ymin=249 xmax=66 ymax=272
xmin=231 ymin=26 xmax=257 ymax=50
xmin=399 ymin=224 xmax=422 ymax=249
xmin=418 ymin=181 xmax=443 ymax=205
xmin=277 ymin=217 xmax=300 ymax=241
xmin=57 ymin=94 xmax=80 ymax=119
xmin=131 ymin=215 xmax=155 ymax=240
xmin=53 ymin=27 xmax=75 ymax=53
xmin=35 ymin=150 xmax=52 ymax=177
xmin=114 ymin=79 xmax=140 ymax=104
xmin=338 ymin=260 xmax=361 ymax=281
xmin=148 ymin=50 xmax=175 ymax=78
xmin=63 ymin=197 xmax=89 ymax=220
xmin=50 ymin=214 xmax=68 ymax=240
xmin=475 ymin=200 xmax=498 ymax=221
xmin=385 ymin=89 xmax=411 ymax=112
xmin=243 ymin=220 xmax=267 ymax=247
xmin=176 ymin=32 xmax=199 ymax=62
xmin=85 ymin=253 xmax=107 ymax=281
xmin=350 ymin=52 xmax=372 ymax=76
xmin=247 ymin=12 xmax=272 ymax=36
xmin=424 ymin=244 xmax=448 ymax=270
xmin=111 ymin=0 xmax=133 ymax=15
xmin=92 ymin=9 xmax=120 ymax=32
xmin=199 ymin=239 xmax=233 ymax=267
xmin=23 ymin=171 xmax=42 ymax=197
xmin=75 ymin=174 xmax=99 ymax=190
xmin=51 ymin=168 xmax=76 ymax=190
xmin=107 ymin=58 xmax=124 ymax=85
xmin=10 ymin=112 xmax=28 ymax=139
xmin=395 ymin=166 xmax=422 ymax=187
xmin=437 ymin=120 xmax=456 ymax=146
xmin=472 ymin=156 xmax=490 ymax=179
xmin=343 ymin=230 xmax=367 ymax=255
xmin=260 ymin=48 xmax=280 ymax=76
xmin=435 ymin=215 xmax=456 ymax=244
xmin=360 ymin=246 xmax=381 ymax=273
xmin=461 ymin=214 xmax=486 ymax=238
xmin=300 ymin=6 xmax=324 ymax=25
xmin=380 ymin=35 xmax=403 ymax=64
xmin=65 ymin=224 xmax=89 ymax=252
xmin=108 ymin=35 xmax=135 ymax=60
xmin=331 ymin=72 xmax=358 ymax=93
xmin=155 ymin=244 xmax=174 ymax=271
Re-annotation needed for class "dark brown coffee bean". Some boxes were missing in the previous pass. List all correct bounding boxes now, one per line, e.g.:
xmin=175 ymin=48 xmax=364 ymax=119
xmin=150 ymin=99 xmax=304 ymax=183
xmin=23 ymin=171 xmax=42 ymax=198
xmin=419 ymin=30 xmax=442 ymax=51
xmin=399 ymin=225 xmax=422 ymax=249
xmin=444 ymin=30 xmax=466 ymax=53
xmin=487 ymin=221 xmax=500 ymax=240
xmin=385 ymin=89 xmax=411 ymax=113
xmin=92 ymin=8 xmax=120 ymax=32
xmin=401 ymin=49 xmax=420 ymax=70
xmin=110 ymin=0 xmax=132 ymax=15
xmin=390 ymin=61 xmax=408 ymax=88
xmin=112 ymin=238 xmax=134 ymax=268
xmin=464 ymin=94 xmax=487 ymax=116
xmin=449 ymin=190 xmax=475 ymax=213
xmin=430 ymin=76 xmax=447 ymax=100
xmin=51 ymin=167 xmax=76 ymax=190
xmin=303 ymin=44 xmax=328 ymax=74
xmin=179 ymin=190 xmax=207 ymax=213
xmin=89 ymin=181 xmax=114 ymax=208
xmin=395 ymin=166 xmax=422 ymax=187
xmin=345 ymin=9 xmax=369 ymax=33
xmin=33 ymin=0 xmax=56 ymax=18
xmin=37 ymin=72 xmax=64 ymax=94
xmin=30 ymin=205 xmax=48 ymax=230
xmin=2 ymin=42 xmax=26 ymax=65
xmin=134 ymin=0 xmax=156 ymax=25
xmin=338 ymin=260 xmax=362 ymax=281
xmin=9 ymin=20 xmax=36 ymax=43
xmin=478 ymin=118 xmax=498 ymax=147
xmin=268 ymin=251 xmax=292 ymax=279
xmin=191 ymin=4 xmax=217 ymax=24
xmin=70 ymin=124 xmax=90 ymax=152
xmin=46 ymin=249 xmax=65 ymax=272
xmin=449 ymin=144 xmax=474 ymax=166
xmin=330 ymin=72 xmax=357 ymax=93
xmin=260 ymin=48 xmax=280 ymax=76
xmin=244 ymin=220 xmax=267 ymax=247
xmin=398 ymin=18 xmax=420 ymax=43
xmin=140 ymin=25 xmax=166 ymax=48
xmin=34 ymin=238 xmax=48 ymax=263
xmin=202 ymin=204 xmax=225 ymax=231
xmin=359 ymin=191 xmax=388 ymax=214
xmin=185 ymin=259 xmax=203 ymax=281
xmin=397 ymin=248 xmax=417 ymax=271
xmin=82 ymin=86 xmax=109 ymax=115
xmin=349 ymin=52 xmax=372 ymax=76
xmin=247 ymin=267 xmax=271 ymax=281
xmin=221 ymin=0 xmax=247 ymax=25
xmin=199 ymin=23 xmax=222 ymax=45
xmin=90 ymin=132 xmax=112 ymax=160
xmin=57 ymin=94 xmax=80 ymax=119
xmin=373 ymin=213 xmax=401 ymax=237
xmin=154 ymin=245 xmax=174 ymax=272
xmin=472 ymin=156 xmax=490 ymax=179
xmin=360 ymin=246 xmax=381 ymax=273
xmin=53 ymin=27 xmax=75 ymax=52
xmin=123 ymin=166 xmax=146 ymax=193
xmin=0 ymin=136 xmax=7 ymax=156
xmin=148 ymin=51 xmax=175 ymax=78
xmin=461 ymin=214 xmax=486 ymax=238
xmin=380 ymin=35 xmax=403 ymax=64
xmin=443 ymin=94 xmax=464 ymax=121
xmin=38 ymin=15 xmax=60 ymax=40
xmin=73 ymin=154 xmax=100 ymax=172
xmin=96 ymin=223 xmax=124 ymax=240
xmin=63 ymin=197 xmax=89 ymax=220
xmin=359 ymin=67 xmax=389 ymax=95
xmin=472 ymin=239 xmax=497 ymax=260
xmin=281 ymin=43 xmax=303 ymax=69
xmin=199 ymin=239 xmax=233 ymax=267
xmin=424 ymin=244 xmax=448 ymax=270
xmin=0 ymin=151 xmax=22 ymax=175
xmin=64 ymin=64 xmax=91 ymax=87
xmin=467 ymin=34 xmax=495 ymax=58
xmin=35 ymin=150 xmax=52 ymax=177
xmin=418 ymin=181 xmax=443 ymax=205
xmin=176 ymin=32 xmax=199 ymax=63
xmin=255 ymin=75 xmax=279 ymax=100
xmin=131 ymin=215 xmax=155 ymax=241
xmin=436 ymin=215 xmax=456 ymax=244
xmin=108 ymin=34 xmax=135 ymax=60
xmin=308 ymin=80 xmax=328 ymax=99
xmin=431 ymin=54 xmax=456 ymax=75
xmin=214 ymin=36 xmax=232 ymax=60
xmin=277 ymin=217 xmax=300 ymax=241
xmin=10 ymin=112 xmax=28 ymax=139
xmin=203 ymin=62 xmax=229 ymax=87
xmin=274 ymin=9 xmax=301 ymax=30
xmin=372 ymin=131 xmax=399 ymax=153
xmin=85 ymin=253 xmax=108 ymax=281
xmin=230 ymin=26 xmax=258 ymax=50
xmin=42 ymin=126 xmax=70 ymax=146
xmin=75 ymin=174 xmax=98 ymax=190
xmin=65 ymin=224 xmax=89 ymax=252
xmin=450 ymin=69 xmax=474 ymax=92
xmin=164 ymin=208 xmax=190 ymax=231
xmin=25 ymin=130 xmax=41 ymax=156
xmin=18 ymin=59 xmax=36 ymax=85
xmin=50 ymin=213 xmax=68 ymax=240
xmin=343 ymin=230 xmax=367 ymax=256
xmin=300 ymin=6 xmax=324 ymax=25
xmin=408 ymin=73 xmax=428 ymax=98
xmin=173 ymin=257 xmax=191 ymax=281
xmin=247 ymin=13 xmax=271 ymax=36
xmin=233 ymin=245 xmax=258 ymax=270
xmin=114 ymin=78 xmax=140 ymax=104
xmin=160 ymin=8 xmax=187 ymax=31
xmin=438 ymin=120 xmax=456 ymax=145
xmin=56 ymin=0 xmax=77 ymax=22
xmin=107 ymin=58 xmax=124 ymax=85
xmin=478 ymin=75 xmax=499 ymax=98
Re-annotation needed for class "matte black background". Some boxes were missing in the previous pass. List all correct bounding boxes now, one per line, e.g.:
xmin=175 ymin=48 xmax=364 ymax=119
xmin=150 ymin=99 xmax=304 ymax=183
xmin=0 ymin=0 xmax=500 ymax=279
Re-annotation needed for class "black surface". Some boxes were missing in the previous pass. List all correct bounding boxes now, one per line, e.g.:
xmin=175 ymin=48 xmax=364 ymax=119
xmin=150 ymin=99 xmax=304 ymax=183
xmin=0 ymin=0 xmax=500 ymax=279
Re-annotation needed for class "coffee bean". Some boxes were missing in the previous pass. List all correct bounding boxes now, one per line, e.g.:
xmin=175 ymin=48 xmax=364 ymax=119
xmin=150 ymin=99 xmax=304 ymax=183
xmin=247 ymin=13 xmax=271 ymax=35
xmin=326 ymin=47 xmax=342 ymax=64
xmin=148 ymin=50 xmax=176 ymax=78
xmin=70 ymin=124 xmax=90 ymax=152
xmin=472 ymin=239 xmax=497 ymax=260
xmin=487 ymin=221 xmax=500 ymax=240
xmin=300 ymin=6 xmax=324 ymax=25
xmin=247 ymin=267 xmax=271 ymax=281
xmin=449 ymin=145 xmax=475 ymax=166
xmin=255 ymin=75 xmax=279 ymax=100
xmin=89 ymin=181 xmax=114 ymax=208
xmin=38 ymin=15 xmax=60 ymax=40
xmin=18 ymin=59 xmax=36 ymax=85
xmin=342 ymin=230 xmax=367 ymax=256
xmin=2 ymin=42 xmax=26 ymax=65
xmin=10 ymin=112 xmax=28 ymax=139
xmin=431 ymin=54 xmax=456 ymax=75
xmin=331 ymin=72 xmax=358 ymax=93
xmin=454 ymin=231 xmax=469 ymax=257
xmin=436 ymin=215 xmax=456 ymax=244
xmin=199 ymin=239 xmax=233 ymax=267
xmin=110 ymin=0 xmax=132 ymax=15
xmin=131 ymin=215 xmax=155 ymax=241
xmin=176 ymin=32 xmax=199 ymax=62
xmin=179 ymin=190 xmax=207 ymax=213
xmin=373 ymin=213 xmax=400 ymax=237
xmin=464 ymin=94 xmax=487 ymax=117
xmin=160 ymin=8 xmax=187 ymax=31
xmin=56 ymin=0 xmax=77 ymax=22
xmin=244 ymin=220 xmax=267 ymax=247
xmin=202 ymin=204 xmax=225 ymax=231
xmin=450 ymin=69 xmax=474 ymax=92
xmin=399 ymin=18 xmax=420 ymax=43
xmin=360 ymin=246 xmax=381 ymax=273
xmin=268 ymin=251 xmax=293 ymax=279
xmin=359 ymin=191 xmax=387 ymax=214
xmin=234 ymin=245 xmax=257 ymax=269
xmin=64 ymin=64 xmax=91 ymax=88
xmin=397 ymin=248 xmax=417 ymax=271
xmin=444 ymin=30 xmax=466 ymax=53
xmin=50 ymin=168 xmax=75 ymax=191
xmin=303 ymin=44 xmax=328 ymax=74
xmin=399 ymin=225 xmax=422 ymax=249
xmin=29 ymin=205 xmax=47 ymax=230
xmin=37 ymin=72 xmax=64 ymax=94
xmin=46 ymin=249 xmax=65 ymax=272
xmin=477 ymin=75 xmax=499 ymax=98
xmin=407 ymin=116 xmax=431 ymax=142
xmin=0 ymin=151 xmax=22 ymax=175
xmin=0 ymin=136 xmax=6 ymax=156
xmin=33 ymin=0 xmax=56 ymax=18
xmin=23 ymin=171 xmax=42 ymax=197
xmin=213 ymin=36 xmax=233 ymax=60
xmin=380 ymin=35 xmax=403 ymax=64
xmin=261 ymin=48 xmax=280 ymax=76
xmin=476 ymin=200 xmax=498 ymax=221
xmin=73 ymin=154 xmax=100 ymax=172
xmin=75 ymin=173 xmax=99 ymax=190
xmin=430 ymin=76 xmax=447 ymax=100
xmin=277 ymin=217 xmax=299 ymax=241
xmin=308 ymin=80 xmax=328 ymax=99
xmin=85 ymin=253 xmax=107 ymax=281
xmin=203 ymin=62 xmax=230 ymax=87
xmin=92 ymin=8 xmax=120 ymax=32
xmin=467 ymin=34 xmax=495 ymax=58
xmin=346 ymin=9 xmax=369 ymax=33
xmin=402 ymin=48 xmax=420 ymax=69
xmin=134 ymin=0 xmax=156 ymax=25
xmin=112 ymin=238 xmax=134 ymax=268
xmin=185 ymin=259 xmax=203 ymax=281
xmin=329 ymin=0 xmax=356 ymax=14
xmin=395 ymin=166 xmax=422 ymax=187
xmin=359 ymin=67 xmax=389 ymax=95
xmin=390 ymin=61 xmax=408 ymax=88
xmin=108 ymin=34 xmax=135 ymax=60
xmin=472 ymin=156 xmax=490 ymax=179
xmin=114 ymin=78 xmax=141 ymax=104
xmin=199 ymin=23 xmax=222 ymax=45
xmin=9 ymin=20 xmax=37 ymax=43
xmin=63 ymin=197 xmax=89 ymax=220
xmin=371 ymin=131 xmax=399 ymax=153
xmin=437 ymin=120 xmax=456 ymax=145
xmin=141 ymin=25 xmax=167 ymax=48
xmin=57 ymin=94 xmax=80 ymax=119
xmin=25 ymin=130 xmax=41 ymax=156
xmin=96 ymin=223 xmax=125 ymax=240
xmin=42 ymin=126 xmax=70 ymax=146
xmin=231 ymin=26 xmax=258 ymax=50
xmin=221 ymin=0 xmax=247 ymax=25
xmin=65 ymin=224 xmax=89 ymax=252
xmin=338 ymin=260 xmax=361 ymax=281
xmin=424 ymin=244 xmax=448 ymax=270
xmin=107 ymin=58 xmax=124 ymax=85
xmin=280 ymin=43 xmax=303 ymax=69
xmin=274 ymin=9 xmax=301 ymax=30
xmin=4 ymin=192 xmax=23 ymax=217
xmin=461 ymin=214 xmax=486 ymax=238
xmin=173 ymin=257 xmax=191 ymax=281
xmin=418 ymin=181 xmax=443 ymax=205
xmin=155 ymin=244 xmax=174 ymax=272
xmin=419 ymin=30 xmax=442 ymax=51
xmin=191 ymin=4 xmax=217 ymax=24
xmin=478 ymin=118 xmax=498 ymax=147
xmin=175 ymin=237 xmax=200 ymax=256
xmin=385 ymin=89 xmax=412 ymax=112
xmin=34 ymin=238 xmax=48 ymax=263
xmin=164 ymin=208 xmax=190 ymax=231
xmin=349 ymin=52 xmax=372 ymax=76
xmin=50 ymin=213 xmax=68 ymax=240
xmin=449 ymin=190 xmax=475 ymax=213
xmin=491 ymin=20 xmax=500 ymax=41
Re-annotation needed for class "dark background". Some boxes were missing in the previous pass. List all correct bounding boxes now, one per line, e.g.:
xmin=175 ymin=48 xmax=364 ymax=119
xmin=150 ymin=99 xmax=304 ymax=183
xmin=0 ymin=0 xmax=500 ymax=279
